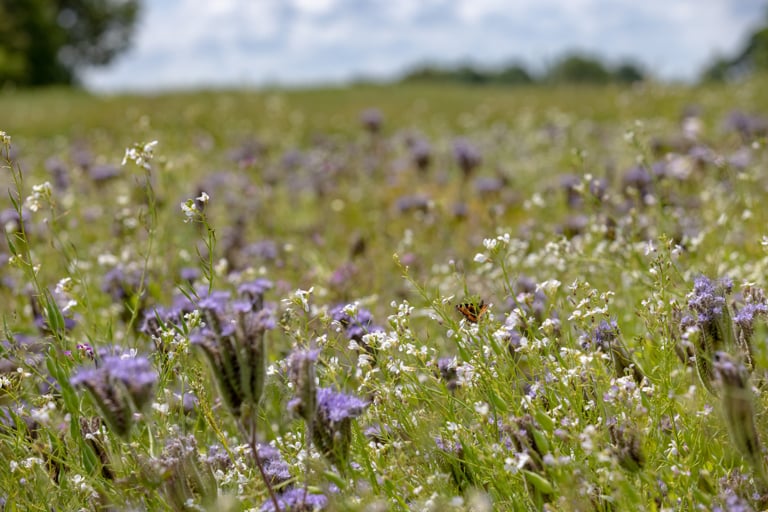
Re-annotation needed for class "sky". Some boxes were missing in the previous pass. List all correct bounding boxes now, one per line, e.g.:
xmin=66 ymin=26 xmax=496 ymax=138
xmin=82 ymin=0 xmax=767 ymax=92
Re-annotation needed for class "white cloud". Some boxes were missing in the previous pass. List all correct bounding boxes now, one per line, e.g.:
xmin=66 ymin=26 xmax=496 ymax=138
xmin=81 ymin=0 xmax=767 ymax=91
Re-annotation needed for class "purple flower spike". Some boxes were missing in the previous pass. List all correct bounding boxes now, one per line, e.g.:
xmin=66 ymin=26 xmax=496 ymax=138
xmin=316 ymin=387 xmax=367 ymax=423
xmin=261 ymin=487 xmax=328 ymax=512
xmin=688 ymin=275 xmax=729 ymax=324
xmin=71 ymin=353 xmax=157 ymax=437
xmin=453 ymin=138 xmax=482 ymax=177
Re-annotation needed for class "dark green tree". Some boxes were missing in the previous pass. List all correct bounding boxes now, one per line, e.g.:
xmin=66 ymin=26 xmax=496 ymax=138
xmin=545 ymin=53 xmax=612 ymax=84
xmin=612 ymin=61 xmax=645 ymax=84
xmin=492 ymin=63 xmax=534 ymax=85
xmin=701 ymin=9 xmax=768 ymax=81
xmin=0 ymin=0 xmax=140 ymax=87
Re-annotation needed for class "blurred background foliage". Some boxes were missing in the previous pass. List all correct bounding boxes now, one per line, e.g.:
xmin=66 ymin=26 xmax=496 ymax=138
xmin=0 ymin=2 xmax=767 ymax=89
xmin=0 ymin=0 xmax=140 ymax=87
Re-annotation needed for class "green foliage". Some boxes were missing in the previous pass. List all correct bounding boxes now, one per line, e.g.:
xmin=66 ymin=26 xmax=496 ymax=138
xmin=701 ymin=9 xmax=768 ymax=81
xmin=0 ymin=78 xmax=767 ymax=510
xmin=401 ymin=54 xmax=645 ymax=86
xmin=0 ymin=0 xmax=140 ymax=87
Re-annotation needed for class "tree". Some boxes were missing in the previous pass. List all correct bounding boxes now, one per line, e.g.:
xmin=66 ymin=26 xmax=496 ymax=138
xmin=0 ymin=0 xmax=140 ymax=87
xmin=545 ymin=53 xmax=612 ymax=84
xmin=612 ymin=61 xmax=645 ymax=84
xmin=700 ymin=9 xmax=768 ymax=81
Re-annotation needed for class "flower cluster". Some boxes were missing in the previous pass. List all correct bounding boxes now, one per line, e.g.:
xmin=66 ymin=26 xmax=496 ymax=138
xmin=70 ymin=353 xmax=157 ymax=437
xmin=190 ymin=280 xmax=275 ymax=419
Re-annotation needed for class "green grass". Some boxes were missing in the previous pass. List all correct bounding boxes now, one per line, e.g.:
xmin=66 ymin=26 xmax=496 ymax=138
xmin=1 ymin=79 xmax=768 ymax=511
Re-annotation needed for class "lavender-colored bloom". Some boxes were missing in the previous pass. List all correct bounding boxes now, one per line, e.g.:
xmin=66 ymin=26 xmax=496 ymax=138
xmin=281 ymin=149 xmax=304 ymax=170
xmin=622 ymin=165 xmax=652 ymax=198
xmin=45 ymin=157 xmax=69 ymax=190
xmin=473 ymin=176 xmax=505 ymax=195
xmin=410 ymin=138 xmax=431 ymax=171
xmin=688 ymin=145 xmax=716 ymax=166
xmin=238 ymin=278 xmax=273 ymax=310
xmin=559 ymin=214 xmax=588 ymax=238
xmin=71 ymin=354 xmax=157 ymax=437
xmin=452 ymin=201 xmax=468 ymax=219
xmin=434 ymin=436 xmax=475 ymax=490
xmin=437 ymin=357 xmax=459 ymax=391
xmin=198 ymin=290 xmax=231 ymax=313
xmin=192 ymin=287 xmax=273 ymax=418
xmin=395 ymin=194 xmax=431 ymax=214
xmin=257 ymin=444 xmax=293 ymax=488
xmin=89 ymin=164 xmax=121 ymax=183
xmin=587 ymin=320 xmax=619 ymax=351
xmin=312 ymin=387 xmax=368 ymax=469
xmin=261 ymin=488 xmax=328 ymax=512
xmin=104 ymin=355 xmax=157 ymax=408
xmin=364 ymin=423 xmax=393 ymax=445
xmin=453 ymin=138 xmax=481 ymax=177
xmin=179 ymin=267 xmax=200 ymax=283
xmin=102 ymin=266 xmax=142 ymax=302
xmin=71 ymin=145 xmax=93 ymax=169
xmin=244 ymin=240 xmax=280 ymax=261
xmin=329 ymin=305 xmax=382 ymax=343
xmin=589 ymin=177 xmax=608 ymax=200
xmin=228 ymin=139 xmax=265 ymax=167
xmin=360 ymin=108 xmax=383 ymax=134
xmin=688 ymin=275 xmax=731 ymax=324
xmin=734 ymin=303 xmax=768 ymax=331
xmin=316 ymin=387 xmax=367 ymax=423
xmin=713 ymin=492 xmax=753 ymax=512
xmin=724 ymin=110 xmax=768 ymax=140
xmin=204 ymin=444 xmax=233 ymax=472
xmin=329 ymin=262 xmax=357 ymax=288
xmin=560 ymin=174 xmax=582 ymax=209
xmin=0 ymin=208 xmax=27 ymax=233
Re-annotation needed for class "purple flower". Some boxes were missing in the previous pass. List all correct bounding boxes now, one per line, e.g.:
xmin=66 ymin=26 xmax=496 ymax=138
xmin=395 ymin=194 xmax=431 ymax=214
xmin=312 ymin=387 xmax=368 ymax=469
xmin=734 ymin=303 xmax=768 ymax=331
xmin=586 ymin=319 xmax=619 ymax=351
xmin=238 ymin=278 xmax=273 ymax=310
xmin=179 ymin=267 xmax=200 ymax=283
xmin=316 ymin=387 xmax=367 ymax=424
xmin=437 ymin=357 xmax=459 ymax=391
xmin=688 ymin=275 xmax=731 ymax=324
xmin=45 ymin=157 xmax=69 ymax=190
xmin=622 ymin=165 xmax=652 ymax=198
xmin=329 ymin=304 xmax=382 ymax=343
xmin=257 ymin=443 xmax=293 ymax=488
xmin=89 ymin=164 xmax=121 ymax=183
xmin=360 ymin=108 xmax=383 ymax=134
xmin=261 ymin=488 xmax=328 ymax=512
xmin=410 ymin=138 xmax=431 ymax=171
xmin=453 ymin=138 xmax=481 ymax=177
xmin=70 ymin=354 xmax=157 ymax=437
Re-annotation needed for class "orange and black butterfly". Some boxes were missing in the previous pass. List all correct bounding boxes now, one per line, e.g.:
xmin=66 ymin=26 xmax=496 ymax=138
xmin=455 ymin=300 xmax=489 ymax=323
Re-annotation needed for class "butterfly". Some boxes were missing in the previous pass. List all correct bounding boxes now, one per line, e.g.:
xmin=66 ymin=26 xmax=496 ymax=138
xmin=455 ymin=300 xmax=489 ymax=323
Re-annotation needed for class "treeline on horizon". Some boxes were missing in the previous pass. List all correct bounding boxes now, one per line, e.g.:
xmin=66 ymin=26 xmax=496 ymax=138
xmin=395 ymin=15 xmax=768 ymax=87
xmin=396 ymin=54 xmax=646 ymax=86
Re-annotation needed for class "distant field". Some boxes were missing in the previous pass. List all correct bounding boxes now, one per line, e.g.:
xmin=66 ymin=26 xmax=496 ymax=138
xmin=1 ymin=80 xmax=768 ymax=510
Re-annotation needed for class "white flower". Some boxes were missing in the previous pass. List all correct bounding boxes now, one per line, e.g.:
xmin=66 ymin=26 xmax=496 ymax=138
xmin=122 ymin=140 xmax=159 ymax=170
xmin=196 ymin=191 xmax=210 ymax=204
xmin=181 ymin=199 xmax=198 ymax=222
xmin=24 ymin=181 xmax=52 ymax=212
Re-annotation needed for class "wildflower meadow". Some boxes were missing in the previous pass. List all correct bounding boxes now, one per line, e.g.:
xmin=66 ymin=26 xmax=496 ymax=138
xmin=1 ymin=80 xmax=768 ymax=511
